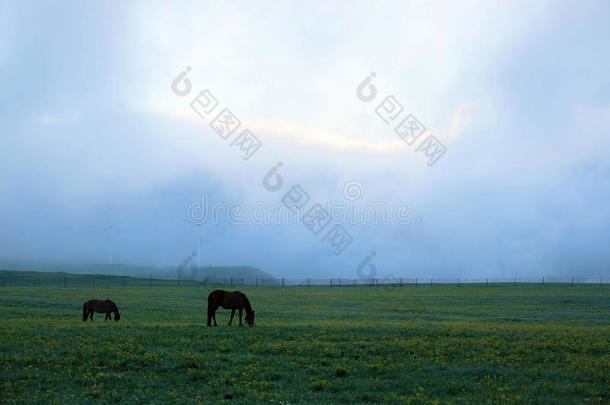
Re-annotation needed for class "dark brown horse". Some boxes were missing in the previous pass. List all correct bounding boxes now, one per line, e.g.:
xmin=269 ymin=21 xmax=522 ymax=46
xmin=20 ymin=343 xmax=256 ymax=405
xmin=207 ymin=290 xmax=255 ymax=327
xmin=83 ymin=299 xmax=120 ymax=321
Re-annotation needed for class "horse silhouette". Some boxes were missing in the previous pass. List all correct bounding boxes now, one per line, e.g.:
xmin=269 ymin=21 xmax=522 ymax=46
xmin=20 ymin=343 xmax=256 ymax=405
xmin=83 ymin=299 xmax=120 ymax=321
xmin=207 ymin=290 xmax=254 ymax=327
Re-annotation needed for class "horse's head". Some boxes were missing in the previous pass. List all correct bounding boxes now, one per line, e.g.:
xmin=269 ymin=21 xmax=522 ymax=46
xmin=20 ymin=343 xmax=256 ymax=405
xmin=246 ymin=310 xmax=255 ymax=327
xmin=115 ymin=311 xmax=121 ymax=321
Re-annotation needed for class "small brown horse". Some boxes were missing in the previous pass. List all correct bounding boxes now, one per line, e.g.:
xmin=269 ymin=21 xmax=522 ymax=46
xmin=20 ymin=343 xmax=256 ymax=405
xmin=207 ymin=290 xmax=255 ymax=327
xmin=83 ymin=299 xmax=120 ymax=321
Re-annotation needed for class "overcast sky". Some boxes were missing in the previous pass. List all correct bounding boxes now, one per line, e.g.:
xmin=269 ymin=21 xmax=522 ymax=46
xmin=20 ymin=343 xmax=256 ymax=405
xmin=1 ymin=1 xmax=609 ymax=280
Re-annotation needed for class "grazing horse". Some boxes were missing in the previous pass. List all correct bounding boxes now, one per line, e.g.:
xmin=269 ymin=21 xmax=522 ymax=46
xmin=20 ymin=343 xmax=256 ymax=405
xmin=207 ymin=290 xmax=255 ymax=327
xmin=83 ymin=299 xmax=120 ymax=321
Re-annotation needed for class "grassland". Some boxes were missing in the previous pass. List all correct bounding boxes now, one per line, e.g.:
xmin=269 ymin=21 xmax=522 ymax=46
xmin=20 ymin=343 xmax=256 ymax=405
xmin=0 ymin=277 xmax=608 ymax=404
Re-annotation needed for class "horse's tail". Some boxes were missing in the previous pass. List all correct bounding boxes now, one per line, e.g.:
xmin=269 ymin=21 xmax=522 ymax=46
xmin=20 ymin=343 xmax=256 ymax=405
xmin=207 ymin=292 xmax=215 ymax=326
xmin=82 ymin=302 xmax=88 ymax=321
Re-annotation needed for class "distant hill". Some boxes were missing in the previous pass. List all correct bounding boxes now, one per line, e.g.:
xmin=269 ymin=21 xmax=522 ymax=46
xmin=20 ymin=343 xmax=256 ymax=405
xmin=0 ymin=268 xmax=280 ymax=288
xmin=0 ymin=260 xmax=278 ymax=283
xmin=0 ymin=270 xmax=159 ymax=288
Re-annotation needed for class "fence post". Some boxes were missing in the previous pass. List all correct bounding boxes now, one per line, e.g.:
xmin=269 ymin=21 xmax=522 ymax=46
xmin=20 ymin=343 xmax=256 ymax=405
xmin=255 ymin=277 xmax=258 ymax=287
xmin=149 ymin=275 xmax=152 ymax=287
xmin=514 ymin=277 xmax=517 ymax=287
xmin=330 ymin=279 xmax=332 ymax=287
xmin=204 ymin=276 xmax=207 ymax=287
xmin=399 ymin=278 xmax=403 ymax=287
xmin=354 ymin=279 xmax=356 ymax=287
xmin=458 ymin=278 xmax=460 ymax=288
xmin=486 ymin=277 xmax=488 ymax=287
xmin=307 ymin=278 xmax=310 ymax=287
xmin=571 ymin=276 xmax=574 ymax=287
xmin=415 ymin=278 xmax=418 ymax=287
xmin=338 ymin=278 xmax=341 ymax=287
xmin=542 ymin=276 xmax=544 ymax=285
xmin=601 ymin=276 xmax=603 ymax=287
xmin=282 ymin=277 xmax=285 ymax=288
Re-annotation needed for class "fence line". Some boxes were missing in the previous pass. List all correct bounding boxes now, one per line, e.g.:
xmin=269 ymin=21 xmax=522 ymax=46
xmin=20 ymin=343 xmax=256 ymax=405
xmin=0 ymin=274 xmax=606 ymax=288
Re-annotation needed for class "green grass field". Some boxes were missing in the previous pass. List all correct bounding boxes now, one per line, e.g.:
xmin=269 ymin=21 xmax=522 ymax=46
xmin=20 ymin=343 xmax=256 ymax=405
xmin=0 ymin=277 xmax=608 ymax=404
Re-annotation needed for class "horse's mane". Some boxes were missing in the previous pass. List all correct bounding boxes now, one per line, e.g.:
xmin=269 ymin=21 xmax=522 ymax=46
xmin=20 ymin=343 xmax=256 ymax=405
xmin=105 ymin=300 xmax=118 ymax=311
xmin=238 ymin=292 xmax=253 ymax=314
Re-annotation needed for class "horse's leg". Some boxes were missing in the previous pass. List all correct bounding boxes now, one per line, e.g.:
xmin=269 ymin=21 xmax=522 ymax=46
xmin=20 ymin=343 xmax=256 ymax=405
xmin=228 ymin=309 xmax=235 ymax=326
xmin=90 ymin=311 xmax=94 ymax=321
xmin=238 ymin=308 xmax=243 ymax=326
xmin=105 ymin=312 xmax=110 ymax=321
xmin=213 ymin=311 xmax=218 ymax=326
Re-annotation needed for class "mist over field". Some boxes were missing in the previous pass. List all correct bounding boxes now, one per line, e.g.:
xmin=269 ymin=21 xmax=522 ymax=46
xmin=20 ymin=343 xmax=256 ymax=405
xmin=1 ymin=1 xmax=609 ymax=281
